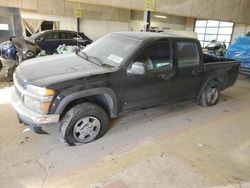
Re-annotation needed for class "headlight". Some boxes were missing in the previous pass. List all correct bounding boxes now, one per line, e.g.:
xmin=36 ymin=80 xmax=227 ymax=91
xmin=24 ymin=85 xmax=55 ymax=114
xmin=26 ymin=85 xmax=54 ymax=97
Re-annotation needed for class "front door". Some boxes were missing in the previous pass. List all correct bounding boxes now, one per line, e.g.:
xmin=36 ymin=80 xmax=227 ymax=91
xmin=121 ymin=41 xmax=175 ymax=111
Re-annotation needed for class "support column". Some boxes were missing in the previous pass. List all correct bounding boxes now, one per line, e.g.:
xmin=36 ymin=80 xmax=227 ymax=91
xmin=77 ymin=17 xmax=80 ymax=32
xmin=143 ymin=10 xmax=151 ymax=32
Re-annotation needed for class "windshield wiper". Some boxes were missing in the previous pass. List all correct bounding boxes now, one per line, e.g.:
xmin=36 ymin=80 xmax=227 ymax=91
xmin=77 ymin=52 xmax=114 ymax=68
xmin=88 ymin=56 xmax=114 ymax=68
xmin=76 ymin=51 xmax=88 ymax=60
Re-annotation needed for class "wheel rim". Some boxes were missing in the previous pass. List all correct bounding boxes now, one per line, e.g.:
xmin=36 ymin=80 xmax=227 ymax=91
xmin=73 ymin=116 xmax=101 ymax=143
xmin=206 ymin=87 xmax=219 ymax=105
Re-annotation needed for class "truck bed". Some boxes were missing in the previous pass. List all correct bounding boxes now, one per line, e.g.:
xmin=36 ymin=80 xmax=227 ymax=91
xmin=203 ymin=54 xmax=235 ymax=63
xmin=203 ymin=54 xmax=240 ymax=90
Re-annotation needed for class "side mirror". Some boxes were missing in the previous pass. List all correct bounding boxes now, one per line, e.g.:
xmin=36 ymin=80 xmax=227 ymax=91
xmin=127 ymin=62 xmax=146 ymax=75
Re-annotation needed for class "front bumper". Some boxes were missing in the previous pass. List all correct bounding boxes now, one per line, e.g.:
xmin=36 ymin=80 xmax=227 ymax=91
xmin=11 ymin=90 xmax=60 ymax=126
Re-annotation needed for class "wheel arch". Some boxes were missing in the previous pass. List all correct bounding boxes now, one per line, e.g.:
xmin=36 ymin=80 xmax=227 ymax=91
xmin=196 ymin=75 xmax=226 ymax=101
xmin=55 ymin=87 xmax=118 ymax=118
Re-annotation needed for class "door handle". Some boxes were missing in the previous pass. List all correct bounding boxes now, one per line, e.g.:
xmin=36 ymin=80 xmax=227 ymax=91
xmin=192 ymin=69 xmax=202 ymax=76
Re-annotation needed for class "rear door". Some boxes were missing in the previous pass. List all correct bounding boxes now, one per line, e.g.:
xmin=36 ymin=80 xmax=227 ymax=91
xmin=58 ymin=31 xmax=77 ymax=46
xmin=171 ymin=40 xmax=203 ymax=100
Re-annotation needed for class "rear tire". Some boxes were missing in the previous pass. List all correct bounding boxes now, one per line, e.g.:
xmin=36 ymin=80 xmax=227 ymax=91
xmin=60 ymin=103 xmax=109 ymax=146
xmin=200 ymin=80 xmax=220 ymax=107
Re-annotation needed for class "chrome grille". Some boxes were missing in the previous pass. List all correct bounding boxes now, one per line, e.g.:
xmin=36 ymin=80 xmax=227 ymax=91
xmin=14 ymin=73 xmax=26 ymax=101
xmin=15 ymin=73 xmax=27 ymax=89
xmin=15 ymin=85 xmax=22 ymax=99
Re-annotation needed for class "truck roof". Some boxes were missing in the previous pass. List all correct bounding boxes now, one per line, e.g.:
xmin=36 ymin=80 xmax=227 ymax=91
xmin=112 ymin=31 xmax=187 ymax=41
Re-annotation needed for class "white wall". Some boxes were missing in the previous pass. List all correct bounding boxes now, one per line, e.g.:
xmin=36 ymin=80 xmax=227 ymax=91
xmin=80 ymin=19 xmax=129 ymax=40
xmin=129 ymin=20 xmax=186 ymax=32
xmin=21 ymin=12 xmax=77 ymax=31
xmin=21 ymin=12 xmax=191 ymax=41
xmin=231 ymin=24 xmax=250 ymax=43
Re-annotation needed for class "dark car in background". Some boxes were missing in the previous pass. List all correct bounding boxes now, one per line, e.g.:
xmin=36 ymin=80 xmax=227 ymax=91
xmin=0 ymin=37 xmax=41 ymax=81
xmin=12 ymin=37 xmax=41 ymax=63
xmin=0 ymin=37 xmax=40 ymax=63
xmin=27 ymin=30 xmax=92 ymax=54
xmin=0 ymin=30 xmax=92 ymax=62
xmin=0 ymin=30 xmax=92 ymax=81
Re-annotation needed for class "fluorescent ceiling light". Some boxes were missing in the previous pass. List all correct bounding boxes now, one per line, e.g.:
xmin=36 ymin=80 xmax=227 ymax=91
xmin=154 ymin=15 xmax=167 ymax=19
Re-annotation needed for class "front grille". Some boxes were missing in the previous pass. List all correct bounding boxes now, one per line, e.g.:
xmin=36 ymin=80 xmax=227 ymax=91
xmin=14 ymin=73 xmax=26 ymax=102
xmin=15 ymin=86 xmax=22 ymax=99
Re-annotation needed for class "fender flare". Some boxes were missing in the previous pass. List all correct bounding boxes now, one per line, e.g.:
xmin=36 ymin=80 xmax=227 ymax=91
xmin=55 ymin=87 xmax=118 ymax=118
xmin=196 ymin=75 xmax=223 ymax=101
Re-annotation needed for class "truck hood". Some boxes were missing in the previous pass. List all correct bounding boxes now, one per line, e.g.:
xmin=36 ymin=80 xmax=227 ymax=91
xmin=16 ymin=53 xmax=112 ymax=86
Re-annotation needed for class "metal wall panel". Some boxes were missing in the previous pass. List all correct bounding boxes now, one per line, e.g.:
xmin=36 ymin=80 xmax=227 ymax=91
xmin=0 ymin=7 xmax=22 ymax=43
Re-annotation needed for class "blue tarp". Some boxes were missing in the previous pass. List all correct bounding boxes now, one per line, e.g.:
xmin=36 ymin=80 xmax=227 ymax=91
xmin=226 ymin=36 xmax=250 ymax=68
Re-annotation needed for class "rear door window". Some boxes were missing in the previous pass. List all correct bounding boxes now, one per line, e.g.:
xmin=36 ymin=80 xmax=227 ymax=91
xmin=51 ymin=32 xmax=59 ymax=40
xmin=58 ymin=32 xmax=66 ymax=39
xmin=176 ymin=41 xmax=199 ymax=67
xmin=65 ymin=32 xmax=77 ymax=39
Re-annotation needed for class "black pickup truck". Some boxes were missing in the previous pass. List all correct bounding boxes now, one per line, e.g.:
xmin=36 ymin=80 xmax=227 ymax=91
xmin=11 ymin=32 xmax=240 ymax=145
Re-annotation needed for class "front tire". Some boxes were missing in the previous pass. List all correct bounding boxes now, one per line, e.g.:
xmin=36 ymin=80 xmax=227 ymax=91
xmin=60 ymin=103 xmax=109 ymax=145
xmin=200 ymin=80 xmax=220 ymax=107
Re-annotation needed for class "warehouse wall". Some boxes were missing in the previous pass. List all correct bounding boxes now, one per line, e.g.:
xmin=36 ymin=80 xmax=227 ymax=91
xmin=129 ymin=10 xmax=187 ymax=32
xmin=81 ymin=19 xmax=129 ymax=40
xmin=67 ymin=0 xmax=250 ymax=25
xmin=18 ymin=16 xmax=189 ymax=41
xmin=1 ymin=0 xmax=250 ymax=25
xmin=82 ymin=10 xmax=188 ymax=40
xmin=231 ymin=24 xmax=250 ymax=43
xmin=0 ymin=7 xmax=22 ymax=42
xmin=20 ymin=4 xmax=190 ymax=41
xmin=77 ymin=3 xmax=130 ymax=40
xmin=21 ymin=12 xmax=77 ymax=31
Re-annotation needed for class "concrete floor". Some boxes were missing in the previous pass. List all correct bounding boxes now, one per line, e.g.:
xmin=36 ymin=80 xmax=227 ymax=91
xmin=0 ymin=76 xmax=250 ymax=188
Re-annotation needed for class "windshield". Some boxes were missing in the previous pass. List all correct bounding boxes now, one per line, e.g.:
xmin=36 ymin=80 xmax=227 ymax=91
xmin=82 ymin=34 xmax=141 ymax=68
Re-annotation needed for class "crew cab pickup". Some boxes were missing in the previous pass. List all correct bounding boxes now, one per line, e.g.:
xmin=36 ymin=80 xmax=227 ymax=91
xmin=11 ymin=32 xmax=240 ymax=145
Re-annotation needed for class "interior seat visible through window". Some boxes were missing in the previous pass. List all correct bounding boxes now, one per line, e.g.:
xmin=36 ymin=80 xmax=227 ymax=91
xmin=136 ymin=42 xmax=172 ymax=71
